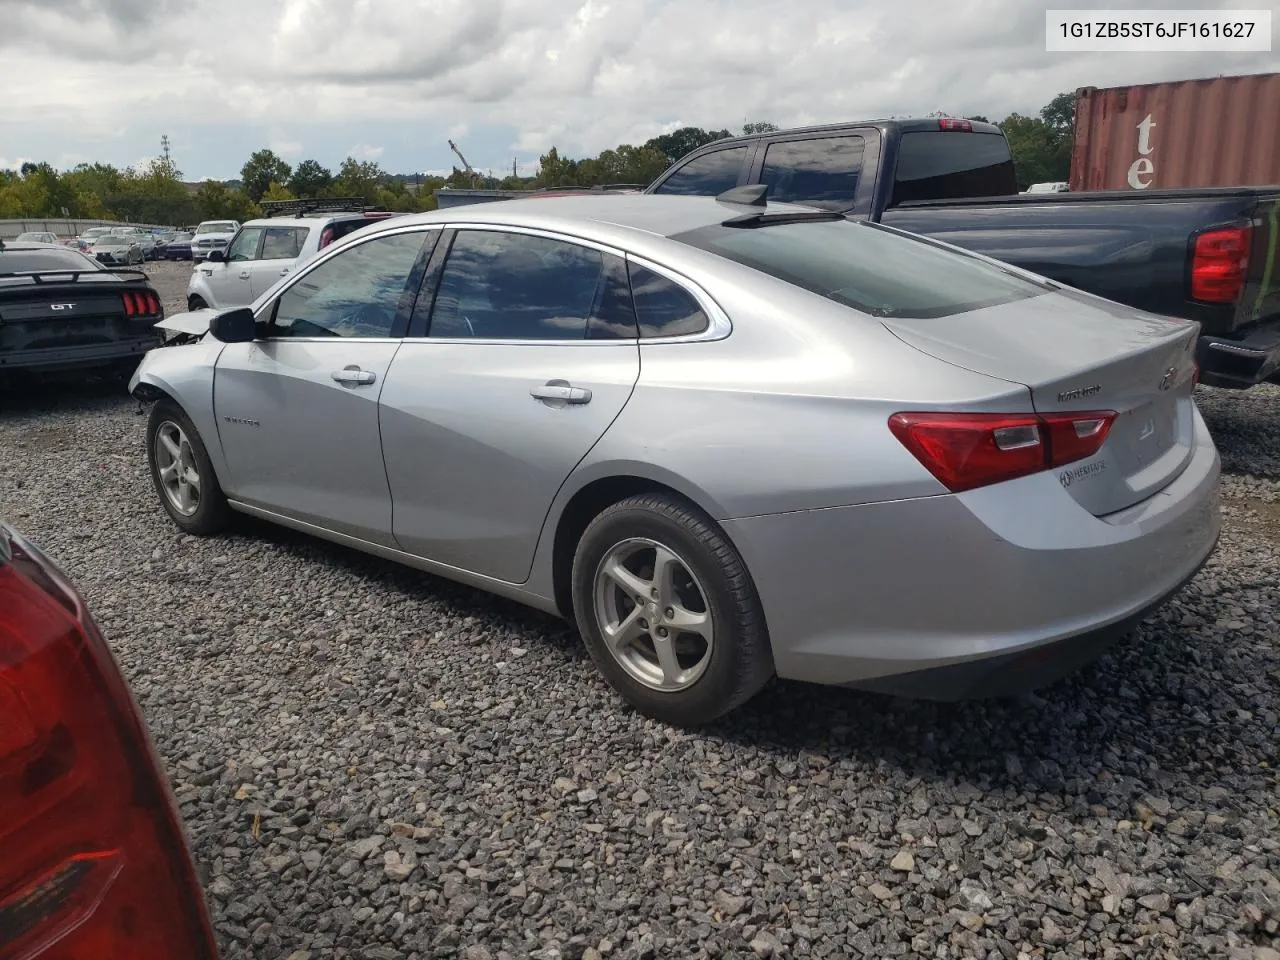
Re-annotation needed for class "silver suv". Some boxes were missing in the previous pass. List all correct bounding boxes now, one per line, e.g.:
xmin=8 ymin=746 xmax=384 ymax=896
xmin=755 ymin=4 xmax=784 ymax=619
xmin=186 ymin=200 xmax=401 ymax=311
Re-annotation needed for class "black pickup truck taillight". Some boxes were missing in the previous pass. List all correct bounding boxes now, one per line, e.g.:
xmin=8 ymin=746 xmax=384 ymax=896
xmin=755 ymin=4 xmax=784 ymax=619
xmin=1191 ymin=225 xmax=1251 ymax=304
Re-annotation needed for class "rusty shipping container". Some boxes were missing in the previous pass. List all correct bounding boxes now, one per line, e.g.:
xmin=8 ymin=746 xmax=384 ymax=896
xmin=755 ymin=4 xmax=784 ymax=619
xmin=1069 ymin=72 xmax=1280 ymax=192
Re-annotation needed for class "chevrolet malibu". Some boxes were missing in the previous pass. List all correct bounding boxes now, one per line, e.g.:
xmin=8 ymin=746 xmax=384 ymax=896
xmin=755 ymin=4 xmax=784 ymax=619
xmin=128 ymin=192 xmax=1221 ymax=726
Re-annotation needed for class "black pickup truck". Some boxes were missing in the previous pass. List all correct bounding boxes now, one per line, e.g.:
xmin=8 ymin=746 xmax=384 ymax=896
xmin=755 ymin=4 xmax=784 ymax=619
xmin=645 ymin=118 xmax=1280 ymax=390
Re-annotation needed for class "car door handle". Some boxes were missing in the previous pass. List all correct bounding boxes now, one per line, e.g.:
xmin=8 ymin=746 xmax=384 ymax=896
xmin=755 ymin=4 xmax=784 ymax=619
xmin=530 ymin=380 xmax=592 ymax=404
xmin=331 ymin=366 xmax=377 ymax=386
xmin=280 ymin=268 xmax=290 ymax=275
xmin=238 ymin=271 xmax=251 ymax=279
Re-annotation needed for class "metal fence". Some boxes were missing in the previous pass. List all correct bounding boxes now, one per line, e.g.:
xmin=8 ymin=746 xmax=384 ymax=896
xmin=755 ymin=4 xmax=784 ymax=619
xmin=0 ymin=218 xmax=174 ymax=240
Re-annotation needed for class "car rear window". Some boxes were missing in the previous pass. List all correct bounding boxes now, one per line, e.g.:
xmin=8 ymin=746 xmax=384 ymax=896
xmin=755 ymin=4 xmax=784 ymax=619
xmin=0 ymin=248 xmax=102 ymax=274
xmin=672 ymin=218 xmax=1051 ymax=319
xmin=890 ymin=131 xmax=1018 ymax=206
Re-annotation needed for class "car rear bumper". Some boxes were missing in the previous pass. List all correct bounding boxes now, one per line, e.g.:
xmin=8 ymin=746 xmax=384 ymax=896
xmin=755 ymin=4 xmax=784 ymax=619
xmin=722 ymin=406 xmax=1222 ymax=700
xmin=1196 ymin=316 xmax=1280 ymax=388
xmin=0 ymin=337 xmax=161 ymax=374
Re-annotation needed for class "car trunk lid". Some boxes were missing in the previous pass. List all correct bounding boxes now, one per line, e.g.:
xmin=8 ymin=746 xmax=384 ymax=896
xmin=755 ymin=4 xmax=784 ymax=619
xmin=883 ymin=288 xmax=1200 ymax=516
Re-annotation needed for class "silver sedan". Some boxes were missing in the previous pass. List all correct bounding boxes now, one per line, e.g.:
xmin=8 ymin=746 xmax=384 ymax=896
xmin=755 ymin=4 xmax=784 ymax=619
xmin=130 ymin=193 xmax=1221 ymax=726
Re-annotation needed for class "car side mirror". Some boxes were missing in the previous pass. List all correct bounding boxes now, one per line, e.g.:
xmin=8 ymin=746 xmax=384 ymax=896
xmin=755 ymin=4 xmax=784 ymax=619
xmin=207 ymin=249 xmax=226 ymax=263
xmin=208 ymin=307 xmax=257 ymax=343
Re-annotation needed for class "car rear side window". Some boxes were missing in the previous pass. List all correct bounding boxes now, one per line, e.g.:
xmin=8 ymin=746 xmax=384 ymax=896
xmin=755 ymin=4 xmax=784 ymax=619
xmin=672 ymin=218 xmax=1050 ymax=319
xmin=759 ymin=137 xmax=864 ymax=211
xmin=427 ymin=230 xmax=636 ymax=341
xmin=628 ymin=264 xmax=709 ymax=338
xmin=890 ymin=131 xmax=1017 ymax=206
xmin=651 ymin=146 xmax=748 ymax=196
xmin=271 ymin=231 xmax=430 ymax=338
xmin=261 ymin=227 xmax=306 ymax=260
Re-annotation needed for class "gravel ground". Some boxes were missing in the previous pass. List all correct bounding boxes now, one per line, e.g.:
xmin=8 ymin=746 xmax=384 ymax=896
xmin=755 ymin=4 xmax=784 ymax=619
xmin=1 ymin=265 xmax=1277 ymax=959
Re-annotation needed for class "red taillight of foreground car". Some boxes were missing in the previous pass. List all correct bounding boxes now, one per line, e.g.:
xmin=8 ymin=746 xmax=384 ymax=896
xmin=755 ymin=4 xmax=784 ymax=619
xmin=1190 ymin=225 xmax=1251 ymax=304
xmin=0 ymin=524 xmax=218 ymax=960
xmin=888 ymin=410 xmax=1117 ymax=493
xmin=121 ymin=291 xmax=162 ymax=318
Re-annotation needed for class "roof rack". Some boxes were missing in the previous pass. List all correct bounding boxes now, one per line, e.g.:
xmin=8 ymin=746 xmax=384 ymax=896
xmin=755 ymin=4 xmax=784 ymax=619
xmin=258 ymin=197 xmax=376 ymax=218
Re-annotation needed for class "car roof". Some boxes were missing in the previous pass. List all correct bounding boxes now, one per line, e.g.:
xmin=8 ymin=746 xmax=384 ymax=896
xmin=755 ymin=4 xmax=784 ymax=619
xmin=368 ymin=194 xmax=822 ymax=246
xmin=240 ymin=213 xmax=372 ymax=229
xmin=1 ymin=241 xmax=66 ymax=250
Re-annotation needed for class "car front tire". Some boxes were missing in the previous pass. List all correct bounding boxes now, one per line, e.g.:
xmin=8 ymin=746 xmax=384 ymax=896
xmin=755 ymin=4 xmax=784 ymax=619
xmin=571 ymin=492 xmax=774 ymax=727
xmin=146 ymin=400 xmax=231 ymax=536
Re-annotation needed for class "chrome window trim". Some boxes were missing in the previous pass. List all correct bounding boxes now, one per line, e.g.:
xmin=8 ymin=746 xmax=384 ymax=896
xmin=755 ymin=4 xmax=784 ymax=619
xmin=623 ymin=253 xmax=732 ymax=344
xmin=251 ymin=223 xmax=445 ymax=335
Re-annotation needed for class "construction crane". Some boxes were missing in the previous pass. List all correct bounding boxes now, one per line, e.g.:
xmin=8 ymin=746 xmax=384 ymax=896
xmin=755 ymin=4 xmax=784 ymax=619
xmin=447 ymin=139 xmax=480 ymax=187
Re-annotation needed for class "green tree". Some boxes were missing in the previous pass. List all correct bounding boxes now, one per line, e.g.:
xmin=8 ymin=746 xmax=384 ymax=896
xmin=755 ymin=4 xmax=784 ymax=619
xmin=742 ymin=121 xmax=778 ymax=135
xmin=643 ymin=126 xmax=733 ymax=166
xmin=240 ymin=149 xmax=293 ymax=202
xmin=288 ymin=159 xmax=332 ymax=197
xmin=195 ymin=180 xmax=259 ymax=221
xmin=1040 ymin=91 xmax=1077 ymax=136
xmin=261 ymin=180 xmax=295 ymax=202
xmin=998 ymin=92 xmax=1075 ymax=189
xmin=331 ymin=157 xmax=384 ymax=201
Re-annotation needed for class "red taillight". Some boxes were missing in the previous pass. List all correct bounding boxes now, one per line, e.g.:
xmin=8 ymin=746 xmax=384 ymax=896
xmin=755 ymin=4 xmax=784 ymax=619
xmin=888 ymin=410 xmax=1117 ymax=493
xmin=938 ymin=118 xmax=973 ymax=132
xmin=122 ymin=291 xmax=161 ymax=317
xmin=1190 ymin=225 xmax=1251 ymax=304
xmin=0 ymin=525 xmax=218 ymax=960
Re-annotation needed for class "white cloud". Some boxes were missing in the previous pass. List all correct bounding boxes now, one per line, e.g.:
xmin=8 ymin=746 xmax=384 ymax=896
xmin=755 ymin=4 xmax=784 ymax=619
xmin=0 ymin=0 xmax=1274 ymax=173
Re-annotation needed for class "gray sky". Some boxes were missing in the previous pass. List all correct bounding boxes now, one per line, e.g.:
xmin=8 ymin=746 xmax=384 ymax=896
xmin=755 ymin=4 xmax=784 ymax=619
xmin=0 ymin=0 xmax=1274 ymax=180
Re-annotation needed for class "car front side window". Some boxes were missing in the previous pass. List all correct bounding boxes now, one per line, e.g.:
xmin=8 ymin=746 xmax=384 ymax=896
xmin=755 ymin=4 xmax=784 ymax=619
xmin=227 ymin=228 xmax=264 ymax=262
xmin=426 ymin=230 xmax=636 ymax=341
xmin=269 ymin=231 xmax=432 ymax=339
xmin=651 ymin=146 xmax=748 ymax=196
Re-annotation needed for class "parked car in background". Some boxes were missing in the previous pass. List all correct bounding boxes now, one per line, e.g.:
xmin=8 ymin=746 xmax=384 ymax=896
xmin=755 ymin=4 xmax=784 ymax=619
xmin=160 ymin=231 xmax=195 ymax=261
xmin=191 ymin=220 xmax=240 ymax=262
xmin=77 ymin=226 xmax=116 ymax=248
xmin=644 ymin=118 xmax=1280 ymax=391
xmin=186 ymin=198 xmax=403 ymax=311
xmin=0 ymin=520 xmax=219 ymax=958
xmin=131 ymin=195 xmax=1220 ymax=726
xmin=92 ymin=231 xmax=145 ymax=266
xmin=15 ymin=231 xmax=59 ymax=244
xmin=0 ymin=239 xmax=164 ymax=382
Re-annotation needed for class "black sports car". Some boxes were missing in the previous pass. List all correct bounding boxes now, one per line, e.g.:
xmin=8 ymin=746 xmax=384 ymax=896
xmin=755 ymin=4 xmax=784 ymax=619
xmin=0 ymin=241 xmax=165 ymax=383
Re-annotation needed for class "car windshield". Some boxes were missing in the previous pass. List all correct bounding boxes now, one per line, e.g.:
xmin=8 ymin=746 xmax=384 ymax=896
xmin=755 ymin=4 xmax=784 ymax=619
xmin=170 ymin=232 xmax=192 ymax=241
xmin=101 ymin=234 xmax=132 ymax=244
xmin=672 ymin=217 xmax=1052 ymax=319
xmin=196 ymin=222 xmax=235 ymax=234
xmin=16 ymin=233 xmax=53 ymax=242
xmin=84 ymin=228 xmax=112 ymax=237
xmin=0 ymin=248 xmax=102 ymax=274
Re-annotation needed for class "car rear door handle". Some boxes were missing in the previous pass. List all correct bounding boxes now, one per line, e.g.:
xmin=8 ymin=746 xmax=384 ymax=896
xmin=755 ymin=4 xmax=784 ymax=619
xmin=530 ymin=380 xmax=592 ymax=404
xmin=280 ymin=268 xmax=290 ymax=275
xmin=238 ymin=271 xmax=250 ymax=279
xmin=331 ymin=366 xmax=377 ymax=386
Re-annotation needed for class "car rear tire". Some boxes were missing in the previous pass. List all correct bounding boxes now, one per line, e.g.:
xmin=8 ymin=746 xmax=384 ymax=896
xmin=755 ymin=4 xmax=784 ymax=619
xmin=187 ymin=295 xmax=208 ymax=312
xmin=571 ymin=492 xmax=774 ymax=727
xmin=146 ymin=400 xmax=230 ymax=536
